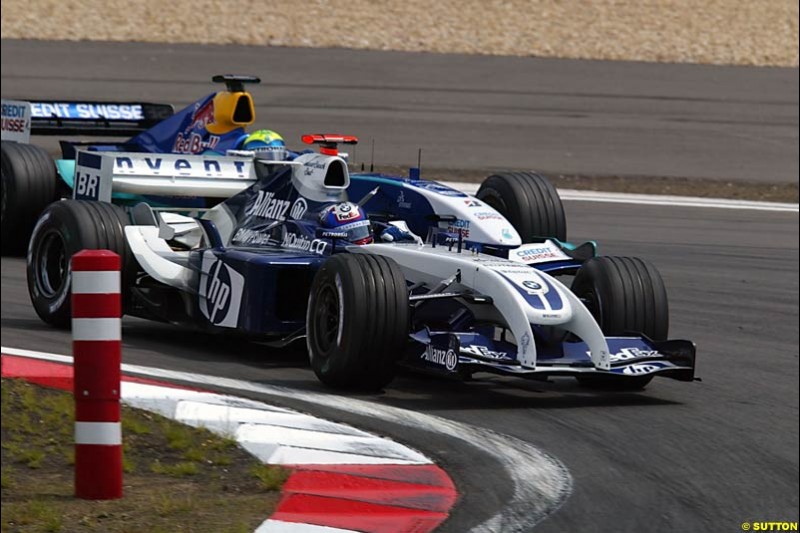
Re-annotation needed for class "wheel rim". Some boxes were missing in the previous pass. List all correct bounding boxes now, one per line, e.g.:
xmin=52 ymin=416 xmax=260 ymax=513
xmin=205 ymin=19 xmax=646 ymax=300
xmin=35 ymin=230 xmax=68 ymax=298
xmin=480 ymin=190 xmax=507 ymax=216
xmin=313 ymin=284 xmax=340 ymax=354
xmin=579 ymin=288 xmax=604 ymax=330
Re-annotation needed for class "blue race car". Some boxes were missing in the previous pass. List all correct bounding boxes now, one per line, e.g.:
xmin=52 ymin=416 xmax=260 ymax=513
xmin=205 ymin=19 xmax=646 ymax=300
xmin=24 ymin=77 xmax=696 ymax=392
xmin=2 ymin=75 xmax=263 ymax=253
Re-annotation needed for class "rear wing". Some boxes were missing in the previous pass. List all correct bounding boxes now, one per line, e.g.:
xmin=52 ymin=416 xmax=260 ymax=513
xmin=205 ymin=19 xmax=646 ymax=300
xmin=1 ymin=99 xmax=173 ymax=141
xmin=73 ymin=151 xmax=257 ymax=202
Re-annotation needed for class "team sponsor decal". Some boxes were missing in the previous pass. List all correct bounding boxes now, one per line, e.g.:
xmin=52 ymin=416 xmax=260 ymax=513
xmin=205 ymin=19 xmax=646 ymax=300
xmin=513 ymin=242 xmax=571 ymax=264
xmin=519 ymin=332 xmax=532 ymax=356
xmin=463 ymin=199 xmax=482 ymax=207
xmin=475 ymin=260 xmax=560 ymax=309
xmin=421 ymin=345 xmax=458 ymax=371
xmin=447 ymin=219 xmax=470 ymax=238
xmin=0 ymin=115 xmax=27 ymax=133
xmin=172 ymin=100 xmax=219 ymax=154
xmin=1 ymin=100 xmax=31 ymax=143
xmin=605 ymin=347 xmax=663 ymax=363
xmin=622 ymin=362 xmax=665 ymax=375
xmin=472 ymin=259 xmax=521 ymax=267
xmin=521 ymin=280 xmax=542 ymax=293
xmin=334 ymin=220 xmax=369 ymax=231
xmin=333 ymin=203 xmax=359 ymax=222
xmin=173 ymin=132 xmax=220 ymax=154
xmin=474 ymin=211 xmax=503 ymax=221
xmin=199 ymin=252 xmax=245 ymax=328
xmin=114 ymin=155 xmax=248 ymax=177
xmin=476 ymin=259 xmax=549 ymax=294
xmin=246 ymin=191 xmax=294 ymax=220
xmin=281 ymin=233 xmax=328 ymax=255
xmin=502 ymin=228 xmax=514 ymax=240
xmin=409 ymin=180 xmax=466 ymax=197
xmin=74 ymin=171 xmax=100 ymax=200
xmin=290 ymin=198 xmax=308 ymax=220
xmin=74 ymin=151 xmax=113 ymax=202
xmin=318 ymin=230 xmax=349 ymax=239
xmin=28 ymin=102 xmax=144 ymax=120
xmin=231 ymin=228 xmax=273 ymax=246
xmin=397 ymin=191 xmax=412 ymax=209
xmin=303 ymin=159 xmax=327 ymax=176
xmin=188 ymin=99 xmax=215 ymax=131
xmin=460 ymin=344 xmax=507 ymax=359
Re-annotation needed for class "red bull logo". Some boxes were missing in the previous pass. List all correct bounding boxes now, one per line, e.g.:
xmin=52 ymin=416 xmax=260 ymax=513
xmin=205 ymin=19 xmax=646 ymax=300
xmin=173 ymin=99 xmax=219 ymax=153
xmin=188 ymin=99 xmax=215 ymax=131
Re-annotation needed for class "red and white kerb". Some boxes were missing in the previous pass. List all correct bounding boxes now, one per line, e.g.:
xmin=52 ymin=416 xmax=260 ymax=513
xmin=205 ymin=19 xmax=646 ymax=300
xmin=71 ymin=249 xmax=123 ymax=500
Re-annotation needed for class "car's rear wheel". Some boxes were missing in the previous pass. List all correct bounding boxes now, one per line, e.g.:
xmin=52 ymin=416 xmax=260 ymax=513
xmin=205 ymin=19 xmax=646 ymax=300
xmin=476 ymin=171 xmax=566 ymax=242
xmin=571 ymin=256 xmax=669 ymax=390
xmin=1 ymin=141 xmax=60 ymax=255
xmin=306 ymin=253 xmax=409 ymax=390
xmin=27 ymin=200 xmax=135 ymax=327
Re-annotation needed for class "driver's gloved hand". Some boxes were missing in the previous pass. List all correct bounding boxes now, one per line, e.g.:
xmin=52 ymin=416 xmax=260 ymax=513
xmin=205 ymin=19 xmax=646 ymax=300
xmin=380 ymin=225 xmax=423 ymax=244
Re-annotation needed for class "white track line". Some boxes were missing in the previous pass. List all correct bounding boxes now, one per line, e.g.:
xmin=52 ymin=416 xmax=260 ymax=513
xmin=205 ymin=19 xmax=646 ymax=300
xmin=255 ymin=521 xmax=357 ymax=533
xmin=2 ymin=346 xmax=572 ymax=532
xmin=440 ymin=181 xmax=799 ymax=212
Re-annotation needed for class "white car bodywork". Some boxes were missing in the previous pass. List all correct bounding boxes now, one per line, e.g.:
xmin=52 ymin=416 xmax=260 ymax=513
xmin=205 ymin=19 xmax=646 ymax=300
xmin=352 ymin=243 xmax=611 ymax=370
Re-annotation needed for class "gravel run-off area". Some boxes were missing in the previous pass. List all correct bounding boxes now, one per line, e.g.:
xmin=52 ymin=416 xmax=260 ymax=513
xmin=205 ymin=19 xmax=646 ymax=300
xmin=1 ymin=0 xmax=798 ymax=66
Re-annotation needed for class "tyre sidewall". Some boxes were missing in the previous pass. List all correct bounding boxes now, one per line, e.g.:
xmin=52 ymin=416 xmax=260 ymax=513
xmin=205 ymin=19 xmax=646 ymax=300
xmin=27 ymin=202 xmax=99 ymax=326
xmin=307 ymin=257 xmax=364 ymax=380
xmin=306 ymin=254 xmax=408 ymax=390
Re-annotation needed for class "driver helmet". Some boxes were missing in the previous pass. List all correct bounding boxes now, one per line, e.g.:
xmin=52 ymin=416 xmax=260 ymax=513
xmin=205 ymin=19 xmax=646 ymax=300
xmin=241 ymin=129 xmax=287 ymax=160
xmin=318 ymin=202 xmax=373 ymax=245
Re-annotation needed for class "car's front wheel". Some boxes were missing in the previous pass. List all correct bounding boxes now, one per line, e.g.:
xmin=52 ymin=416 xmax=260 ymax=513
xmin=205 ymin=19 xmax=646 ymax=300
xmin=571 ymin=256 xmax=669 ymax=390
xmin=306 ymin=253 xmax=409 ymax=390
xmin=476 ymin=171 xmax=566 ymax=242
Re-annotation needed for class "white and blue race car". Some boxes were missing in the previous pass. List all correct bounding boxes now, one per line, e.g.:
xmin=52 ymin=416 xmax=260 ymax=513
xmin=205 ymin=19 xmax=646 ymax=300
xmin=23 ymin=83 xmax=696 ymax=392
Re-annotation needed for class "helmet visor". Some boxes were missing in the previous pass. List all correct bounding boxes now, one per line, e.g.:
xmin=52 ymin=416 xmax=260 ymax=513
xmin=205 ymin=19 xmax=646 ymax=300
xmin=252 ymin=145 xmax=287 ymax=161
xmin=336 ymin=220 xmax=373 ymax=244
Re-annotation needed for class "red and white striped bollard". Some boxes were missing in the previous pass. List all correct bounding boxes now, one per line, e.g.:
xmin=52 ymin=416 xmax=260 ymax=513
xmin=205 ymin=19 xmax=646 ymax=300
xmin=71 ymin=249 xmax=123 ymax=499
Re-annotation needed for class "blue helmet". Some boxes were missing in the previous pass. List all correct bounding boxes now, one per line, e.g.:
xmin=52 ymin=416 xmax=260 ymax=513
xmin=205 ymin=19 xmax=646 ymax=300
xmin=241 ymin=129 xmax=287 ymax=160
xmin=318 ymin=202 xmax=373 ymax=245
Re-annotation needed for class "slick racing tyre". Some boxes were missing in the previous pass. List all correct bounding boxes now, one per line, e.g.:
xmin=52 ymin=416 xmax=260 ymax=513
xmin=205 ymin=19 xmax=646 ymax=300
xmin=476 ymin=171 xmax=566 ymax=242
xmin=307 ymin=253 xmax=409 ymax=390
xmin=1 ymin=141 xmax=60 ymax=255
xmin=27 ymin=200 xmax=135 ymax=328
xmin=571 ymin=256 xmax=669 ymax=390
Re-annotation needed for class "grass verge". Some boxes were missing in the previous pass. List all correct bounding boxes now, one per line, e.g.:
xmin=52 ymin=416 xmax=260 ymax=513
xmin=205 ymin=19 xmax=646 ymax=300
xmin=1 ymin=378 xmax=289 ymax=533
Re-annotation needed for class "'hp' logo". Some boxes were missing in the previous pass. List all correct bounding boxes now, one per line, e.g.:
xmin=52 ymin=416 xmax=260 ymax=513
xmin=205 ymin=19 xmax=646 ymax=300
xmin=623 ymin=363 xmax=661 ymax=375
xmin=206 ymin=260 xmax=231 ymax=324
xmin=290 ymin=198 xmax=308 ymax=220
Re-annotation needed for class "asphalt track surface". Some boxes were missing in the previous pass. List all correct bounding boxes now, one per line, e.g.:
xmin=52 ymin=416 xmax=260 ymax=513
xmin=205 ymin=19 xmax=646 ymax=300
xmin=1 ymin=41 xmax=799 ymax=532
xmin=1 ymin=39 xmax=798 ymax=184
xmin=3 ymin=201 xmax=798 ymax=532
